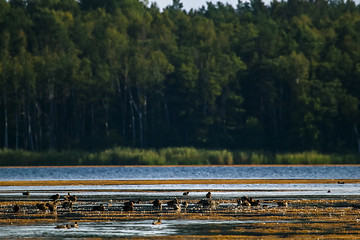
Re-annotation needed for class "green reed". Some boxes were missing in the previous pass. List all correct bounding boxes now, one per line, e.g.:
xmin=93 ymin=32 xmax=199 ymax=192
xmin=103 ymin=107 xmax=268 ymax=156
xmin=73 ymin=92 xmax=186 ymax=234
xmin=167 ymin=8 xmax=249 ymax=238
xmin=0 ymin=148 xmax=358 ymax=166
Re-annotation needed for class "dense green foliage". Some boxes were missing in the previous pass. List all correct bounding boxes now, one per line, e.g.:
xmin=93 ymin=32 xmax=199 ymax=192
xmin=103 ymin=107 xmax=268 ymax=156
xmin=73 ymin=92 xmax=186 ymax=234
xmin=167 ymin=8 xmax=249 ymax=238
xmin=1 ymin=0 xmax=360 ymax=154
xmin=0 ymin=148 xmax=358 ymax=166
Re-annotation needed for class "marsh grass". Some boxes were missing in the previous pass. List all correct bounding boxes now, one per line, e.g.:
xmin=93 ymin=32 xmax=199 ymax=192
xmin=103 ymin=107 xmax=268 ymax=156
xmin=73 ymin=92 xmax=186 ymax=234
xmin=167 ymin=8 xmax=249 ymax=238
xmin=0 ymin=148 xmax=358 ymax=166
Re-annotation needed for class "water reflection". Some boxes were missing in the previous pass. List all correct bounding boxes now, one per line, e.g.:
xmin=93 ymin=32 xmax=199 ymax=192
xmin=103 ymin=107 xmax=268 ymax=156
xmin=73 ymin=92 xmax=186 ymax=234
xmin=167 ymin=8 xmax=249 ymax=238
xmin=0 ymin=219 xmax=299 ymax=238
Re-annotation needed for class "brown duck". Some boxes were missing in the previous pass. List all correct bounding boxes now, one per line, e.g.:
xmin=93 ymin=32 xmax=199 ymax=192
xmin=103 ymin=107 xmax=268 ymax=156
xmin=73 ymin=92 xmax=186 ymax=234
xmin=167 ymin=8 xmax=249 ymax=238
xmin=46 ymin=202 xmax=57 ymax=212
xmin=13 ymin=204 xmax=20 ymax=213
xmin=36 ymin=203 xmax=48 ymax=212
xmin=92 ymin=204 xmax=105 ymax=211
xmin=123 ymin=201 xmax=134 ymax=211
xmin=152 ymin=199 xmax=162 ymax=210
xmin=50 ymin=194 xmax=60 ymax=201
xmin=206 ymin=192 xmax=212 ymax=198
xmin=152 ymin=218 xmax=162 ymax=225
xmin=62 ymin=201 xmax=73 ymax=211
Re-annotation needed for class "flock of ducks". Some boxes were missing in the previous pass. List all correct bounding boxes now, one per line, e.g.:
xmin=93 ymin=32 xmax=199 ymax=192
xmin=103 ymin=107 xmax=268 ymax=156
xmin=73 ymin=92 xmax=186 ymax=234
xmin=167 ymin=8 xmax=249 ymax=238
xmin=13 ymin=190 xmax=290 ymax=228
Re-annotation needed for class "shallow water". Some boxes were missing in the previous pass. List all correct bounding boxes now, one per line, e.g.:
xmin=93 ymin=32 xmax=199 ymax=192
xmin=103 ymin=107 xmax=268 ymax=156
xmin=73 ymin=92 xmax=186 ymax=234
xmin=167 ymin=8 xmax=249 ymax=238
xmin=1 ymin=166 xmax=359 ymax=239
xmin=0 ymin=183 xmax=359 ymax=198
xmin=0 ymin=166 xmax=359 ymax=181
xmin=0 ymin=219 xmax=300 ymax=238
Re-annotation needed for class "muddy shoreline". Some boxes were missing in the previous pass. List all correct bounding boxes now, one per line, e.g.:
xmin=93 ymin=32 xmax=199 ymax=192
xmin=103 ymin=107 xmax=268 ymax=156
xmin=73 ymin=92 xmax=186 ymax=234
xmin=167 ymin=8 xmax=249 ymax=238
xmin=0 ymin=179 xmax=359 ymax=238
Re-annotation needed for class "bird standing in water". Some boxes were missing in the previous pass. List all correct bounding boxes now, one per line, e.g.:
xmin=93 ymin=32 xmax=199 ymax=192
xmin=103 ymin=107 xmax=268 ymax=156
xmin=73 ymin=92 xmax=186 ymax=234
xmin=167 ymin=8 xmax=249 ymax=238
xmin=13 ymin=204 xmax=20 ymax=213
xmin=206 ymin=192 xmax=212 ymax=199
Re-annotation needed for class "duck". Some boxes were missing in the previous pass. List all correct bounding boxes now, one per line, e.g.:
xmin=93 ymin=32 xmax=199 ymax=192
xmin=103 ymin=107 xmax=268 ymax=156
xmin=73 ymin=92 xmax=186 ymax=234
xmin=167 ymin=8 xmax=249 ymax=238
xmin=22 ymin=191 xmax=30 ymax=196
xmin=92 ymin=204 xmax=105 ymax=211
xmin=183 ymin=191 xmax=190 ymax=196
xmin=13 ymin=204 xmax=20 ymax=213
xmin=206 ymin=192 xmax=212 ymax=199
xmin=152 ymin=199 xmax=162 ymax=210
xmin=65 ymin=193 xmax=77 ymax=202
xmin=337 ymin=181 xmax=345 ymax=184
xmin=248 ymin=197 xmax=260 ymax=206
xmin=152 ymin=218 xmax=162 ymax=225
xmin=55 ymin=224 xmax=71 ymax=229
xmin=36 ymin=203 xmax=48 ymax=212
xmin=197 ymin=199 xmax=218 ymax=209
xmin=238 ymin=196 xmax=259 ymax=206
xmin=197 ymin=199 xmax=211 ymax=207
xmin=62 ymin=201 xmax=73 ymax=211
xmin=46 ymin=202 xmax=57 ymax=212
xmin=123 ymin=201 xmax=134 ymax=211
xmin=50 ymin=194 xmax=60 ymax=201
xmin=277 ymin=201 xmax=288 ymax=207
xmin=166 ymin=198 xmax=179 ymax=209
xmin=70 ymin=222 xmax=79 ymax=228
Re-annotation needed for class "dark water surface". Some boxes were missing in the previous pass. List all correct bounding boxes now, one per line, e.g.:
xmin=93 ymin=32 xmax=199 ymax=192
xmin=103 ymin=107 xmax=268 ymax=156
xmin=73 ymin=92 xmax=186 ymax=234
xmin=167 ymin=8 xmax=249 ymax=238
xmin=0 ymin=165 xmax=359 ymax=181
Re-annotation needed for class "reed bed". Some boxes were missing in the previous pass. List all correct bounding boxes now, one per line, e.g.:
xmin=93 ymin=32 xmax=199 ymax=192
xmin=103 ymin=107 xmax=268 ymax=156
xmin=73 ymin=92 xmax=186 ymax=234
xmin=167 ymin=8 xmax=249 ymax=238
xmin=0 ymin=148 xmax=358 ymax=166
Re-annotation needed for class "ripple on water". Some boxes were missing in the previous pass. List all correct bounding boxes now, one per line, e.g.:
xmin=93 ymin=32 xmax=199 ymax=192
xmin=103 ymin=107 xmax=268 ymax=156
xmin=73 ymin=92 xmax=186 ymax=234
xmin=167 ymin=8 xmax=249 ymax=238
xmin=0 ymin=219 xmax=302 ymax=238
xmin=0 ymin=166 xmax=359 ymax=181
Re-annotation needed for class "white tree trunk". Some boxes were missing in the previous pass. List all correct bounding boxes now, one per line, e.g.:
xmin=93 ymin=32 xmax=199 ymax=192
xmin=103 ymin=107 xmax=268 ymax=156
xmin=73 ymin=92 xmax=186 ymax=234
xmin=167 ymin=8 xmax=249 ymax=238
xmin=3 ymin=94 xmax=8 ymax=148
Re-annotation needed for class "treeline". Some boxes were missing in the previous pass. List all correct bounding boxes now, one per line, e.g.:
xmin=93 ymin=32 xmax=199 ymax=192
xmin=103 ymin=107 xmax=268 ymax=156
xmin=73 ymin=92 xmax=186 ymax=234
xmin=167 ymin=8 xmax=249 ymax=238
xmin=1 ymin=0 xmax=360 ymax=154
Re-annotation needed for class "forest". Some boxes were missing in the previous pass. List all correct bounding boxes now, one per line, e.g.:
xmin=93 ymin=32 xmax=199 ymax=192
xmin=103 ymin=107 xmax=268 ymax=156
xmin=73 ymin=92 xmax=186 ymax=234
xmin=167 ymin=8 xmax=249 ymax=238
xmin=1 ymin=0 xmax=360 ymax=154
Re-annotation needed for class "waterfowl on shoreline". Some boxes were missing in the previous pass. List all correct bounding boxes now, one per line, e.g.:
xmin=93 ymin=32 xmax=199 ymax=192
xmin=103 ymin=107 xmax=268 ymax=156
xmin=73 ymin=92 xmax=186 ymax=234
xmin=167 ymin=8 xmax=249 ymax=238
xmin=337 ymin=181 xmax=345 ymax=184
xmin=92 ymin=204 xmax=105 ymax=211
xmin=152 ymin=218 xmax=161 ymax=225
xmin=197 ymin=199 xmax=210 ymax=207
xmin=166 ymin=198 xmax=179 ymax=209
xmin=65 ymin=193 xmax=77 ymax=202
xmin=123 ymin=201 xmax=134 ymax=211
xmin=277 ymin=201 xmax=288 ymax=207
xmin=237 ymin=196 xmax=259 ymax=206
xmin=206 ymin=192 xmax=212 ymax=199
xmin=13 ymin=204 xmax=20 ymax=213
xmin=183 ymin=191 xmax=189 ymax=196
xmin=36 ymin=203 xmax=48 ymax=212
xmin=50 ymin=194 xmax=60 ymax=201
xmin=249 ymin=198 xmax=260 ymax=206
xmin=22 ymin=191 xmax=30 ymax=196
xmin=46 ymin=202 xmax=57 ymax=212
xmin=152 ymin=199 xmax=162 ymax=210
xmin=197 ymin=199 xmax=218 ymax=209
xmin=62 ymin=201 xmax=73 ymax=211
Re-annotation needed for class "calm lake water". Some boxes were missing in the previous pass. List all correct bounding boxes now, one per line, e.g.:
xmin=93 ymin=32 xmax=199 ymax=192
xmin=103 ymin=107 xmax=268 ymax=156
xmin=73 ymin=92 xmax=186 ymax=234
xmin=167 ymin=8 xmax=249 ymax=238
xmin=0 ymin=165 xmax=359 ymax=181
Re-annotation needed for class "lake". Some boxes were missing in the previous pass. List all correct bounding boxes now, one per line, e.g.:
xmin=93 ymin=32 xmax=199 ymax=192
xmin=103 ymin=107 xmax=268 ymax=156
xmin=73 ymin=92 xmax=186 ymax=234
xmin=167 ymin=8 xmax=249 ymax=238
xmin=0 ymin=165 xmax=359 ymax=181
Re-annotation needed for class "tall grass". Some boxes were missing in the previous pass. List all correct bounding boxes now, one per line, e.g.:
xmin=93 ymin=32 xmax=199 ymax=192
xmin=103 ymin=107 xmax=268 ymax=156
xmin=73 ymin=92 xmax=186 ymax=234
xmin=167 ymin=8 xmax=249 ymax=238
xmin=0 ymin=148 xmax=358 ymax=166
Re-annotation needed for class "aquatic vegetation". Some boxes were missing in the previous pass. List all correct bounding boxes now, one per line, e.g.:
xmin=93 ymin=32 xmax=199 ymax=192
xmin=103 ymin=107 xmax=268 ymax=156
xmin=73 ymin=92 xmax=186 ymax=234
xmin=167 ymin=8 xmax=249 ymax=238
xmin=0 ymin=148 xmax=358 ymax=166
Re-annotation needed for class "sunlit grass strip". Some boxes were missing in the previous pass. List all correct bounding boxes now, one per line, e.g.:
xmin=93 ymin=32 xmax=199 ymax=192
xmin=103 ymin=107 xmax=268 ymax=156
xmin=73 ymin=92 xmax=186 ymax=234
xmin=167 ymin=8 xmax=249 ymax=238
xmin=0 ymin=148 xmax=358 ymax=166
